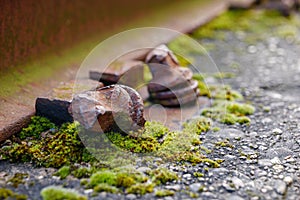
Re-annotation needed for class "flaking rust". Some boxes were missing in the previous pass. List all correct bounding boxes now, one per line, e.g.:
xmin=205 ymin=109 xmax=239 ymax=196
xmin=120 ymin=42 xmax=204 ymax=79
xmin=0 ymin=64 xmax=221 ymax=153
xmin=71 ymin=84 xmax=145 ymax=133
xmin=146 ymin=44 xmax=198 ymax=107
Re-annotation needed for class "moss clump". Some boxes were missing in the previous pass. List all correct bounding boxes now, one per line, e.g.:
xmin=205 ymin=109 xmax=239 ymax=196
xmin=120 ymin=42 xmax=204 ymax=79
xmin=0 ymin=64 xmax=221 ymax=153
xmin=193 ymin=172 xmax=204 ymax=178
xmin=54 ymin=166 xmax=70 ymax=179
xmin=215 ymin=140 xmax=234 ymax=148
xmin=115 ymin=166 xmax=148 ymax=187
xmin=200 ymin=158 xmax=220 ymax=168
xmin=155 ymin=189 xmax=175 ymax=197
xmin=126 ymin=183 xmax=154 ymax=195
xmin=200 ymin=146 xmax=212 ymax=154
xmin=4 ymin=121 xmax=93 ymax=168
xmin=89 ymin=166 xmax=149 ymax=193
xmin=7 ymin=173 xmax=28 ymax=188
xmin=40 ymin=186 xmax=87 ymax=200
xmin=105 ymin=121 xmax=168 ymax=153
xmin=93 ymin=183 xmax=118 ymax=193
xmin=0 ymin=188 xmax=27 ymax=200
xmin=226 ymin=102 xmax=255 ymax=115
xmin=192 ymin=9 xmax=300 ymax=43
xmin=201 ymin=100 xmax=254 ymax=125
xmin=18 ymin=116 xmax=56 ymax=139
xmin=212 ymin=127 xmax=220 ymax=132
xmin=89 ymin=171 xmax=117 ymax=187
xmin=193 ymin=75 xmax=243 ymax=101
xmin=183 ymin=117 xmax=211 ymax=135
xmin=72 ymin=167 xmax=92 ymax=179
xmin=150 ymin=168 xmax=178 ymax=185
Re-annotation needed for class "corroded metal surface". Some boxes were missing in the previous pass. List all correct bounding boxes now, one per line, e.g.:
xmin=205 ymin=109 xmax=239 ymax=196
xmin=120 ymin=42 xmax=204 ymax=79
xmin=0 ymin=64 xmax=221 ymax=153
xmin=146 ymin=45 xmax=198 ymax=107
xmin=149 ymin=80 xmax=198 ymax=100
xmin=89 ymin=61 xmax=144 ymax=85
xmin=145 ymin=44 xmax=179 ymax=68
xmin=71 ymin=84 xmax=145 ymax=133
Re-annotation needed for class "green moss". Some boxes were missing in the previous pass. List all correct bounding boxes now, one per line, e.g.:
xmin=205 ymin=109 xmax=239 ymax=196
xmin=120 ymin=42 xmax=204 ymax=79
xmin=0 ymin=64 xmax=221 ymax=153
xmin=183 ymin=117 xmax=211 ymax=134
xmin=80 ymin=179 xmax=89 ymax=186
xmin=143 ymin=121 xmax=169 ymax=139
xmin=212 ymin=127 xmax=220 ymax=132
xmin=192 ymin=8 xmax=300 ymax=45
xmin=201 ymin=100 xmax=254 ymax=125
xmin=215 ymin=140 xmax=234 ymax=148
xmin=40 ymin=186 xmax=87 ymax=200
xmin=7 ymin=173 xmax=28 ymax=188
xmin=237 ymin=116 xmax=251 ymax=124
xmin=200 ymin=146 xmax=212 ymax=154
xmin=200 ymin=158 xmax=220 ymax=168
xmin=0 ymin=188 xmax=27 ymax=200
xmin=18 ymin=116 xmax=56 ymax=139
xmin=54 ymin=166 xmax=70 ymax=179
xmin=4 ymin=121 xmax=93 ymax=168
xmin=115 ymin=173 xmax=135 ymax=188
xmin=188 ymin=192 xmax=199 ymax=198
xmin=193 ymin=172 xmax=204 ymax=178
xmin=93 ymin=183 xmax=119 ymax=193
xmin=105 ymin=121 xmax=168 ymax=153
xmin=89 ymin=171 xmax=117 ymax=187
xmin=126 ymin=183 xmax=154 ymax=195
xmin=226 ymin=102 xmax=255 ymax=115
xmin=193 ymin=77 xmax=243 ymax=101
xmin=114 ymin=166 xmax=148 ymax=188
xmin=150 ymin=168 xmax=178 ymax=185
xmin=72 ymin=167 xmax=92 ymax=179
xmin=155 ymin=189 xmax=175 ymax=197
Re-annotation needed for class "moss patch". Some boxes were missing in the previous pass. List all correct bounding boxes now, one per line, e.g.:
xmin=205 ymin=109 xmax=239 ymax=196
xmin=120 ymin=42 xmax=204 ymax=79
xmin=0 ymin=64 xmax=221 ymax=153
xmin=93 ymin=183 xmax=118 ymax=193
xmin=201 ymin=100 xmax=254 ymax=125
xmin=2 ymin=119 xmax=93 ymax=168
xmin=192 ymin=9 xmax=300 ymax=44
xmin=90 ymin=171 xmax=118 ymax=187
xmin=18 ymin=116 xmax=56 ymax=140
xmin=0 ymin=188 xmax=27 ymax=200
xmin=126 ymin=183 xmax=154 ymax=195
xmin=150 ymin=167 xmax=178 ymax=185
xmin=155 ymin=189 xmax=175 ymax=197
xmin=40 ymin=186 xmax=87 ymax=200
xmin=54 ymin=166 xmax=71 ymax=179
xmin=7 ymin=173 xmax=28 ymax=188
